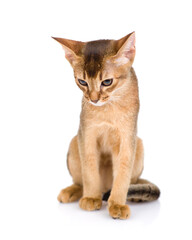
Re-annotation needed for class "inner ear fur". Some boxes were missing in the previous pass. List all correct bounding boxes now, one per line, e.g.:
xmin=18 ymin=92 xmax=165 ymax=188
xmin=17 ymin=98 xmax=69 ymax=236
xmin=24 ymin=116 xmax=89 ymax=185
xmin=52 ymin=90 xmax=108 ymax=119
xmin=112 ymin=32 xmax=136 ymax=64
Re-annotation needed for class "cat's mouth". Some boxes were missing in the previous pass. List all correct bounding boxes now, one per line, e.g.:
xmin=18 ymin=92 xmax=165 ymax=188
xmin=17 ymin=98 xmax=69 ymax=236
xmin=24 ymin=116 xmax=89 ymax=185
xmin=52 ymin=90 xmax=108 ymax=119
xmin=85 ymin=95 xmax=109 ymax=107
xmin=89 ymin=101 xmax=107 ymax=107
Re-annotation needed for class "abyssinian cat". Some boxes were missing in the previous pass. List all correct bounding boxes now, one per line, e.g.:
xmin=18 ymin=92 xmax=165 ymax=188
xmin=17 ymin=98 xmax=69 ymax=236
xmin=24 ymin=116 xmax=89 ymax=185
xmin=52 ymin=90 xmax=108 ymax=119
xmin=53 ymin=32 xmax=160 ymax=219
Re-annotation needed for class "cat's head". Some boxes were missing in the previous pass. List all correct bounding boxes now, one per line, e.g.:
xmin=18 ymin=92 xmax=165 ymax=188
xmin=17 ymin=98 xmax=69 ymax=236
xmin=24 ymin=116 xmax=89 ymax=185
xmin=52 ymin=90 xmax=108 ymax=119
xmin=52 ymin=32 xmax=135 ymax=106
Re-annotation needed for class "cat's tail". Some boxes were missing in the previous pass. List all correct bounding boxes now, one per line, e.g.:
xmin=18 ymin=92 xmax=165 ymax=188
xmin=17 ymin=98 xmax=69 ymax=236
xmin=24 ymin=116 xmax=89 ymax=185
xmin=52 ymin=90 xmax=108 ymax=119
xmin=127 ymin=179 xmax=160 ymax=202
xmin=102 ymin=179 xmax=160 ymax=202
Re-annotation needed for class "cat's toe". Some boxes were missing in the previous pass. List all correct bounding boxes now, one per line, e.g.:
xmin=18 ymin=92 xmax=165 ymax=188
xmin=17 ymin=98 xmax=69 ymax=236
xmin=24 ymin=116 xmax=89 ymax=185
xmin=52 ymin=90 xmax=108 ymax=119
xmin=57 ymin=189 xmax=72 ymax=203
xmin=57 ymin=185 xmax=82 ymax=203
xmin=108 ymin=201 xmax=130 ymax=219
xmin=79 ymin=197 xmax=102 ymax=211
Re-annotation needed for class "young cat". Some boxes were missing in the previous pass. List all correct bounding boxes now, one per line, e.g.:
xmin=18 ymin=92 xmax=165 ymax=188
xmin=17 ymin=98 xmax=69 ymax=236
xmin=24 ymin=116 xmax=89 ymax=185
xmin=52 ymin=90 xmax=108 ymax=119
xmin=53 ymin=32 xmax=160 ymax=219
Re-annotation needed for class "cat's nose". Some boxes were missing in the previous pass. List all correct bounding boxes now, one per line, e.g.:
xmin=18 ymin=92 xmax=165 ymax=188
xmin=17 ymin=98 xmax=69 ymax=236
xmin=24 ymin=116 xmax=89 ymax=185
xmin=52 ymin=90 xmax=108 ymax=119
xmin=91 ymin=99 xmax=99 ymax=104
xmin=90 ymin=91 xmax=99 ymax=104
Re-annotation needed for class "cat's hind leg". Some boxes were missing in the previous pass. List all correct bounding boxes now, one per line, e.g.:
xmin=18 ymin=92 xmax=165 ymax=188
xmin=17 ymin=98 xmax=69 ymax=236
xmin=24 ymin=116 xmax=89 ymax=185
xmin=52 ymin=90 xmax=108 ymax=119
xmin=57 ymin=184 xmax=83 ymax=203
xmin=57 ymin=136 xmax=83 ymax=203
xmin=128 ymin=137 xmax=160 ymax=202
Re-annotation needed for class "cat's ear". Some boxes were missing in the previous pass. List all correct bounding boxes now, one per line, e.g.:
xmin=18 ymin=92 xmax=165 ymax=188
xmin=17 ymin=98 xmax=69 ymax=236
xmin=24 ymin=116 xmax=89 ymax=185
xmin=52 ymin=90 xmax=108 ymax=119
xmin=112 ymin=32 xmax=136 ymax=66
xmin=52 ymin=37 xmax=84 ymax=65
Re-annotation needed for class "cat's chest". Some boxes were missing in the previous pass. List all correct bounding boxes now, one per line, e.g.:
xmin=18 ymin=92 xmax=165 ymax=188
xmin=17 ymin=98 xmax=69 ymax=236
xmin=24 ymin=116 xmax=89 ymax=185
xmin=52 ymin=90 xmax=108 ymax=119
xmin=80 ymin=107 xmax=133 ymax=153
xmin=97 ymin=126 xmax=120 ymax=154
xmin=82 ymin=107 xmax=129 ymax=129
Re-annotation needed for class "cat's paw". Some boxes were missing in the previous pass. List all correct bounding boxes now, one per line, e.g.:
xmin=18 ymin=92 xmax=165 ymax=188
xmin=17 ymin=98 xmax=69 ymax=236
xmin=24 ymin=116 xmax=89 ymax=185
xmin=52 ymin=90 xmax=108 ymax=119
xmin=79 ymin=197 xmax=102 ymax=211
xmin=108 ymin=201 xmax=131 ymax=219
xmin=57 ymin=184 xmax=82 ymax=203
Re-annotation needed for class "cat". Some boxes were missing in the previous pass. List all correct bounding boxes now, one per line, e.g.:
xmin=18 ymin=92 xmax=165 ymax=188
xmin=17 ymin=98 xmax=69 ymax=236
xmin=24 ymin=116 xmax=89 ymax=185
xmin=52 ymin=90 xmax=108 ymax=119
xmin=53 ymin=32 xmax=160 ymax=219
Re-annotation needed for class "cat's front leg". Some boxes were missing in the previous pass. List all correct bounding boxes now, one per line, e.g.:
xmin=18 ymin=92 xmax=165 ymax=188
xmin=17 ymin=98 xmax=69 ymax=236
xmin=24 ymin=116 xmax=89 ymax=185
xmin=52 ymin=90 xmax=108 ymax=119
xmin=78 ymin=131 xmax=102 ymax=211
xmin=108 ymin=136 xmax=136 ymax=219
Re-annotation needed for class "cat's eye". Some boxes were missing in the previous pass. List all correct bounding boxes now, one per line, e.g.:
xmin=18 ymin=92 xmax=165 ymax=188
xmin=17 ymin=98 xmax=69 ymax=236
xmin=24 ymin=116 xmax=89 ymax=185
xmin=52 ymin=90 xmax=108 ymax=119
xmin=101 ymin=79 xmax=113 ymax=86
xmin=78 ymin=79 xmax=88 ymax=86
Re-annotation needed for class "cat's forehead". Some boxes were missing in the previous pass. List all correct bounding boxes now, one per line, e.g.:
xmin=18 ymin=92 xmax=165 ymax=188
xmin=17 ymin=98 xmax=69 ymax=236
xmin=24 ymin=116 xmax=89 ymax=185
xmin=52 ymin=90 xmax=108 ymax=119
xmin=83 ymin=40 xmax=116 ymax=79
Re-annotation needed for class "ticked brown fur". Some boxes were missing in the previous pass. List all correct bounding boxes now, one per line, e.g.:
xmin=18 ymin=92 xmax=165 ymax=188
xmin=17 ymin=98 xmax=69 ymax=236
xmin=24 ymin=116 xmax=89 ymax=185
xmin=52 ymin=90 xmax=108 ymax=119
xmin=53 ymin=32 xmax=160 ymax=219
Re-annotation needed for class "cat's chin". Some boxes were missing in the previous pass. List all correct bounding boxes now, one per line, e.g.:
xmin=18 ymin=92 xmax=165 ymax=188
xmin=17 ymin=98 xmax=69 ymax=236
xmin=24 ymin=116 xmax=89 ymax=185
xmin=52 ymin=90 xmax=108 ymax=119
xmin=89 ymin=101 xmax=107 ymax=107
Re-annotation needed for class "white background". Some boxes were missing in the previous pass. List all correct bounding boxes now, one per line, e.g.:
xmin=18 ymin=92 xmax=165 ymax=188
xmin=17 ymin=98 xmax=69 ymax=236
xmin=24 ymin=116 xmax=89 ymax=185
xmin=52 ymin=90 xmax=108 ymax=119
xmin=0 ymin=0 xmax=192 ymax=239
